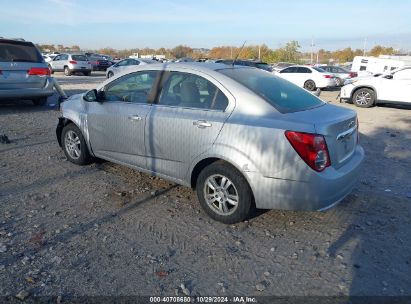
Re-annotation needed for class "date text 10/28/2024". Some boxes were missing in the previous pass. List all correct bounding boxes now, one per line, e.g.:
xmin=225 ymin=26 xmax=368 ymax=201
xmin=150 ymin=296 xmax=257 ymax=303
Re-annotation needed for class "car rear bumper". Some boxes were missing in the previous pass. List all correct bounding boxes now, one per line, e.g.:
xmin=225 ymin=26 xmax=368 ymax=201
xmin=70 ymin=69 xmax=91 ymax=73
xmin=247 ymin=145 xmax=364 ymax=211
xmin=317 ymin=78 xmax=337 ymax=88
xmin=0 ymin=77 xmax=54 ymax=100
xmin=93 ymin=66 xmax=109 ymax=71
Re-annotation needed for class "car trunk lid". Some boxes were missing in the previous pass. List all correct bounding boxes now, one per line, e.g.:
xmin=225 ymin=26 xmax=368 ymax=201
xmin=0 ymin=62 xmax=47 ymax=90
xmin=286 ymin=104 xmax=358 ymax=169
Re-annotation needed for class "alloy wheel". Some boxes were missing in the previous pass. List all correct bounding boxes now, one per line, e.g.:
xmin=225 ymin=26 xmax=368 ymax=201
xmin=355 ymin=91 xmax=372 ymax=105
xmin=203 ymin=174 xmax=239 ymax=216
xmin=64 ymin=130 xmax=81 ymax=159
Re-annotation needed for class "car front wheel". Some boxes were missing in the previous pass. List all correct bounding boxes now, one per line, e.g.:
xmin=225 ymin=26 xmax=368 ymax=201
xmin=352 ymin=88 xmax=375 ymax=108
xmin=196 ymin=161 xmax=253 ymax=224
xmin=62 ymin=124 xmax=92 ymax=165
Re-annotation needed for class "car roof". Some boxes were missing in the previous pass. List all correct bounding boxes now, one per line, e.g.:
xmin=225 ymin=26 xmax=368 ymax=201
xmin=282 ymin=65 xmax=312 ymax=69
xmin=145 ymin=62 xmax=250 ymax=72
xmin=0 ymin=38 xmax=33 ymax=45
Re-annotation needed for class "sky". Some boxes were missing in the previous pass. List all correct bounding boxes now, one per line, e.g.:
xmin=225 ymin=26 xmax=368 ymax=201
xmin=1 ymin=0 xmax=411 ymax=52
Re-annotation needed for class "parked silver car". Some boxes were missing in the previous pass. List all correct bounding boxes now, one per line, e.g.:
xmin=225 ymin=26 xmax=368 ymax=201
xmin=106 ymin=58 xmax=157 ymax=78
xmin=0 ymin=38 xmax=53 ymax=105
xmin=56 ymin=63 xmax=364 ymax=223
xmin=48 ymin=53 xmax=92 ymax=76
xmin=320 ymin=65 xmax=358 ymax=86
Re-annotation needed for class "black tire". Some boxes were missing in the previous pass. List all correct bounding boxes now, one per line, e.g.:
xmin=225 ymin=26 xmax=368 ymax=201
xmin=352 ymin=88 xmax=376 ymax=108
xmin=61 ymin=124 xmax=92 ymax=165
xmin=64 ymin=66 xmax=72 ymax=76
xmin=196 ymin=161 xmax=254 ymax=224
xmin=335 ymin=77 xmax=342 ymax=86
xmin=107 ymin=71 xmax=114 ymax=78
xmin=32 ymin=97 xmax=48 ymax=106
xmin=84 ymin=71 xmax=91 ymax=76
xmin=303 ymin=80 xmax=316 ymax=91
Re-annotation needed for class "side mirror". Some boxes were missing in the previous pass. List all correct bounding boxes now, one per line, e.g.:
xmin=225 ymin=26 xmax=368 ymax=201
xmin=83 ymin=89 xmax=105 ymax=102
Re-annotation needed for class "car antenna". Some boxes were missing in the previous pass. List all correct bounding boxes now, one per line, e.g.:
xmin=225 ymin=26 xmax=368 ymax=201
xmin=232 ymin=41 xmax=247 ymax=67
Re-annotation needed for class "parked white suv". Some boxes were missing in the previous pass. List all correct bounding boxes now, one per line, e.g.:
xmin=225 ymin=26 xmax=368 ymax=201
xmin=340 ymin=66 xmax=411 ymax=108
xmin=275 ymin=65 xmax=336 ymax=91
xmin=48 ymin=53 xmax=92 ymax=76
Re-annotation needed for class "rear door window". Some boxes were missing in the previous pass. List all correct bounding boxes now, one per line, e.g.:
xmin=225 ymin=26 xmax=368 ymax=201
xmin=0 ymin=40 xmax=43 ymax=63
xmin=297 ymin=67 xmax=311 ymax=73
xmin=280 ymin=67 xmax=297 ymax=73
xmin=158 ymin=72 xmax=229 ymax=111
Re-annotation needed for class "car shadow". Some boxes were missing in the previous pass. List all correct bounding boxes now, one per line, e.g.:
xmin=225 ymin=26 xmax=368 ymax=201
xmin=326 ymin=119 xmax=411 ymax=296
xmin=0 ymin=185 xmax=178 ymax=268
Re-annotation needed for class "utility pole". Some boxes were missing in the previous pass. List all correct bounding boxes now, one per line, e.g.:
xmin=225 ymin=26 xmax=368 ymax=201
xmin=310 ymin=37 xmax=315 ymax=65
xmin=258 ymin=45 xmax=261 ymax=61
xmin=230 ymin=47 xmax=233 ymax=59
xmin=363 ymin=38 xmax=367 ymax=56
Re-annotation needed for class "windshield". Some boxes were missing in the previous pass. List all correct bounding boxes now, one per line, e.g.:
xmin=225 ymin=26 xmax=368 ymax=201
xmin=219 ymin=67 xmax=325 ymax=113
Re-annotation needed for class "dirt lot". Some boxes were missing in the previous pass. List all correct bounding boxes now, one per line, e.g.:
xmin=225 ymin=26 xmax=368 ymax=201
xmin=1 ymin=72 xmax=411 ymax=299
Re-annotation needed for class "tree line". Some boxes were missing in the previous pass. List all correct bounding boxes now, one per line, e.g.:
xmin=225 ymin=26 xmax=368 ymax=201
xmin=36 ymin=42 xmax=397 ymax=64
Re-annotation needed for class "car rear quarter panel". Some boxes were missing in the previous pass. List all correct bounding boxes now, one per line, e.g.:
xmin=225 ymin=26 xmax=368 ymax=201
xmin=211 ymin=112 xmax=316 ymax=181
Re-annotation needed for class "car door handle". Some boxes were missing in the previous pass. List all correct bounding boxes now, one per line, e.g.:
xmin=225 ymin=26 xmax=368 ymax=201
xmin=193 ymin=120 xmax=212 ymax=128
xmin=128 ymin=115 xmax=142 ymax=121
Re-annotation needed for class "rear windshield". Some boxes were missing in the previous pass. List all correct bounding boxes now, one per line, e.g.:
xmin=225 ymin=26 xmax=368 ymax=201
xmin=312 ymin=67 xmax=326 ymax=72
xmin=219 ymin=68 xmax=325 ymax=113
xmin=72 ymin=55 xmax=88 ymax=61
xmin=255 ymin=63 xmax=272 ymax=72
xmin=0 ymin=40 xmax=43 ymax=63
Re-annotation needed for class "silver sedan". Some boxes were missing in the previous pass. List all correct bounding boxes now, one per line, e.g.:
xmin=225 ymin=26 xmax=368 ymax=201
xmin=105 ymin=58 xmax=157 ymax=78
xmin=56 ymin=63 xmax=364 ymax=224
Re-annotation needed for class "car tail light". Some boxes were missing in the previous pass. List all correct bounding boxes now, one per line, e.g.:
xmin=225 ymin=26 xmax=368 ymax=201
xmin=27 ymin=67 xmax=50 ymax=76
xmin=323 ymin=74 xmax=332 ymax=78
xmin=349 ymin=72 xmax=358 ymax=78
xmin=96 ymin=60 xmax=100 ymax=64
xmin=69 ymin=60 xmax=77 ymax=64
xmin=285 ymin=131 xmax=331 ymax=172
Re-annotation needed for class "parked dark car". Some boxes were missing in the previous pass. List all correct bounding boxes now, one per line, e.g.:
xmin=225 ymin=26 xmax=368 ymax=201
xmin=216 ymin=59 xmax=272 ymax=72
xmin=87 ymin=55 xmax=112 ymax=71
xmin=0 ymin=38 xmax=53 ymax=105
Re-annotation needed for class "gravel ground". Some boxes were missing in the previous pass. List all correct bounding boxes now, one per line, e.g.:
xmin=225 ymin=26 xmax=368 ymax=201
xmin=1 ymin=72 xmax=411 ymax=299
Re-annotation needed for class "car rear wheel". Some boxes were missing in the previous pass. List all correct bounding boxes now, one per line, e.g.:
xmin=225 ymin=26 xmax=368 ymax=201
xmin=64 ymin=66 xmax=72 ymax=76
xmin=32 ymin=97 xmax=48 ymax=106
xmin=196 ymin=161 xmax=253 ymax=224
xmin=335 ymin=77 xmax=342 ymax=86
xmin=303 ymin=80 xmax=316 ymax=91
xmin=352 ymin=88 xmax=375 ymax=108
xmin=61 ymin=124 xmax=92 ymax=165
xmin=107 ymin=71 xmax=114 ymax=78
